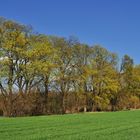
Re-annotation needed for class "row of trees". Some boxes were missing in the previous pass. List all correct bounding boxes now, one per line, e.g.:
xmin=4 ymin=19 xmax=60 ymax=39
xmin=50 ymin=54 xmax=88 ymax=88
xmin=0 ymin=18 xmax=140 ymax=117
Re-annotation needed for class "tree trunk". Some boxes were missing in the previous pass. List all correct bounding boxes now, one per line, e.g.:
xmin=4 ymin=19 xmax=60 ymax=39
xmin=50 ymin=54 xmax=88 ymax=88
xmin=60 ymin=92 xmax=65 ymax=114
xmin=43 ymin=76 xmax=49 ymax=114
xmin=3 ymin=96 xmax=13 ymax=117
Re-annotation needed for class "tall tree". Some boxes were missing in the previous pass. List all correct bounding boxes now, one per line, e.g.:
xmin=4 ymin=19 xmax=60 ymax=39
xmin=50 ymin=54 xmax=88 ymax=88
xmin=49 ymin=37 xmax=75 ymax=113
xmin=27 ymin=34 xmax=56 ymax=113
xmin=89 ymin=46 xmax=119 ymax=111
xmin=72 ymin=43 xmax=91 ymax=112
xmin=0 ymin=20 xmax=30 ymax=116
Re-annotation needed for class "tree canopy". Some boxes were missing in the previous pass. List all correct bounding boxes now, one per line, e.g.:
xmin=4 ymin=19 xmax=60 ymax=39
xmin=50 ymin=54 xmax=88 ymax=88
xmin=0 ymin=18 xmax=140 ymax=117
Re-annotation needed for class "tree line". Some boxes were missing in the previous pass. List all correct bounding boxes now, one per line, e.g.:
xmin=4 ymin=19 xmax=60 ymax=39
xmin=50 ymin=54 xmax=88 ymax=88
xmin=0 ymin=17 xmax=140 ymax=117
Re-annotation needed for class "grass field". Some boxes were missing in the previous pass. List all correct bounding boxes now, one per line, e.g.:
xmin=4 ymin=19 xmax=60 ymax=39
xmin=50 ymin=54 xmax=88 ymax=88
xmin=0 ymin=110 xmax=140 ymax=140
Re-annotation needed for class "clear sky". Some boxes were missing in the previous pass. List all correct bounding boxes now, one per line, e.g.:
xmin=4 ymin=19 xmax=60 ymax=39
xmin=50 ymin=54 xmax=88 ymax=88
xmin=0 ymin=0 xmax=140 ymax=64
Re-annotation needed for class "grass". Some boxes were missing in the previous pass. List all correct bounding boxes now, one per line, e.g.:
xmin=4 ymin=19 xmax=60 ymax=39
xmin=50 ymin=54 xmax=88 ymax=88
xmin=0 ymin=110 xmax=140 ymax=140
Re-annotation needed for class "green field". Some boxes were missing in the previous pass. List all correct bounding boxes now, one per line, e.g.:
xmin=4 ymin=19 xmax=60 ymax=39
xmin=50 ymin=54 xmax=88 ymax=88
xmin=0 ymin=110 xmax=140 ymax=140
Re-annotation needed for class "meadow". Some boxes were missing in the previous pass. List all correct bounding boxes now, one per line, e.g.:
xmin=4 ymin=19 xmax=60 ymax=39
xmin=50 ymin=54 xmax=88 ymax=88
xmin=0 ymin=110 xmax=140 ymax=140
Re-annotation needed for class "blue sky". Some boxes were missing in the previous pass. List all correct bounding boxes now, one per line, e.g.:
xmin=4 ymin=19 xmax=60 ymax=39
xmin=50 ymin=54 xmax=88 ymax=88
xmin=0 ymin=0 xmax=140 ymax=64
